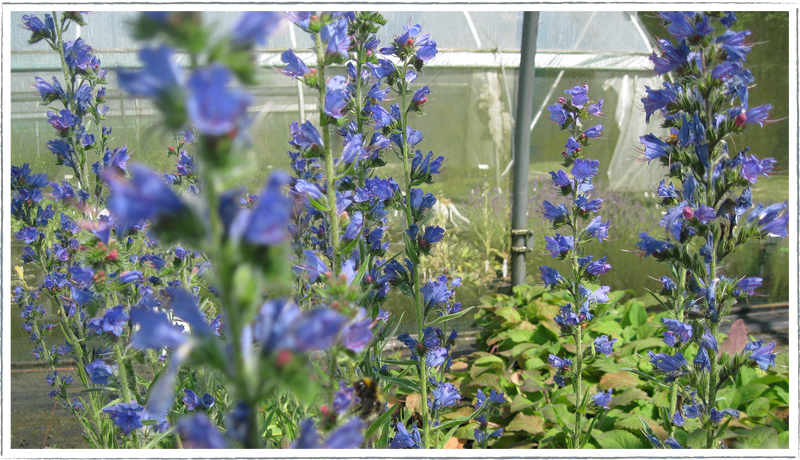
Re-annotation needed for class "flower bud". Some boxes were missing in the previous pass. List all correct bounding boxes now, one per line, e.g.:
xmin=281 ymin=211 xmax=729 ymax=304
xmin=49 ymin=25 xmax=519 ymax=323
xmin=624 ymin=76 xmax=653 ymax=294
xmin=276 ymin=349 xmax=293 ymax=368
xmin=682 ymin=206 xmax=694 ymax=220
xmin=734 ymin=112 xmax=747 ymax=127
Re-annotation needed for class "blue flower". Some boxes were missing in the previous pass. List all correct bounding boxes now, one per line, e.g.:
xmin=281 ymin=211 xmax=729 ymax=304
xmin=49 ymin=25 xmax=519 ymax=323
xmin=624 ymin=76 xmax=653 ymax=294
xmin=593 ymin=335 xmax=616 ymax=356
xmin=745 ymin=340 xmax=776 ymax=370
xmin=473 ymin=388 xmax=506 ymax=410
xmin=571 ymin=158 xmax=599 ymax=182
xmin=87 ymin=305 xmax=130 ymax=337
xmin=664 ymin=437 xmax=684 ymax=449
xmin=716 ymin=29 xmax=752 ymax=62
xmin=320 ymin=17 xmax=351 ymax=58
xmin=565 ymin=85 xmax=589 ymax=108
xmin=592 ymin=388 xmax=612 ymax=409
xmin=539 ymin=266 xmax=563 ymax=287
xmin=339 ymin=308 xmax=373 ymax=353
xmin=710 ymin=408 xmax=740 ymax=423
xmin=661 ymin=317 xmax=692 ymax=344
xmin=549 ymin=169 xmax=571 ymax=188
xmin=642 ymin=82 xmax=681 ymax=123
xmin=118 ymin=46 xmax=183 ymax=98
xmin=105 ymin=164 xmax=185 ymax=231
xmin=427 ymin=380 xmax=461 ymax=411
xmin=694 ymin=346 xmax=711 ymax=371
xmin=333 ymin=381 xmax=356 ymax=414
xmin=177 ymin=414 xmax=228 ymax=448
xmin=85 ymin=359 xmax=114 ymax=385
xmin=187 ymin=64 xmax=252 ymax=136
xmin=129 ymin=304 xmax=188 ymax=351
xmin=183 ymin=389 xmax=201 ymax=411
xmin=583 ymin=125 xmax=603 ymax=139
xmin=103 ymin=402 xmax=145 ymax=434
xmin=542 ymin=201 xmax=569 ymax=223
xmin=547 ymin=104 xmax=570 ymax=125
xmin=636 ymin=232 xmax=673 ymax=258
xmin=34 ymin=76 xmax=65 ymax=101
xmin=585 ymin=256 xmax=611 ymax=276
xmin=574 ymin=195 xmax=603 ymax=213
xmin=548 ymin=354 xmax=572 ymax=369
xmin=740 ymin=154 xmax=776 ymax=183
xmin=280 ymin=50 xmax=310 ymax=79
xmin=649 ymin=39 xmax=690 ymax=75
xmin=233 ymin=172 xmax=292 ymax=246
xmin=390 ymin=421 xmax=422 ymax=449
xmin=583 ymin=216 xmax=610 ymax=241
xmin=324 ymin=75 xmax=349 ymax=119
xmin=232 ymin=12 xmax=283 ymax=47
xmin=648 ymin=351 xmax=687 ymax=373
xmin=640 ymin=133 xmax=671 ymax=162
xmin=22 ymin=14 xmax=54 ymax=34
xmin=544 ymin=233 xmax=573 ymax=258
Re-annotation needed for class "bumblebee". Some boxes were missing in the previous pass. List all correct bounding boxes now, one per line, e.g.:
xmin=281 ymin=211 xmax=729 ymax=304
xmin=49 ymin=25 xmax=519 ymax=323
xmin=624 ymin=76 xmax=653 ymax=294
xmin=354 ymin=378 xmax=386 ymax=423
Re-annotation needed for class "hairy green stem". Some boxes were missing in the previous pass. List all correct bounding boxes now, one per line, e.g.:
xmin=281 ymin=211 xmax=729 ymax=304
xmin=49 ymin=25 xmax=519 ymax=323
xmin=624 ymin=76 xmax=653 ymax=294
xmin=314 ymin=32 xmax=341 ymax=274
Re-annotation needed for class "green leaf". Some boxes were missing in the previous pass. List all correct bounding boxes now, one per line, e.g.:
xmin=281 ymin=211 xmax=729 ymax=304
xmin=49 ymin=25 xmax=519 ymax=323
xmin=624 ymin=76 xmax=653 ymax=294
xmin=599 ymin=371 xmax=640 ymax=390
xmin=363 ymin=404 xmax=397 ymax=442
xmin=611 ymin=387 xmax=649 ymax=408
xmin=510 ymin=395 xmax=535 ymax=412
xmin=734 ymin=427 xmax=779 ymax=449
xmin=620 ymin=368 xmax=668 ymax=388
xmin=424 ymin=307 xmax=475 ymax=326
xmin=507 ymin=329 xmax=534 ymax=343
xmin=380 ymin=376 xmax=421 ymax=393
xmin=433 ymin=413 xmax=475 ymax=432
xmin=506 ymin=413 xmax=545 ymax=435
xmin=531 ymin=324 xmax=558 ymax=344
xmin=593 ymin=429 xmax=644 ymax=449
xmin=624 ymin=302 xmax=648 ymax=328
xmin=738 ymin=383 xmax=768 ymax=401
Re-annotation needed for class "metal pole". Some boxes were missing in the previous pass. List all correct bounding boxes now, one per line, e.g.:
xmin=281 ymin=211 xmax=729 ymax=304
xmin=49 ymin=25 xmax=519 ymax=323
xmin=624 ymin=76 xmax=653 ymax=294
xmin=510 ymin=11 xmax=539 ymax=287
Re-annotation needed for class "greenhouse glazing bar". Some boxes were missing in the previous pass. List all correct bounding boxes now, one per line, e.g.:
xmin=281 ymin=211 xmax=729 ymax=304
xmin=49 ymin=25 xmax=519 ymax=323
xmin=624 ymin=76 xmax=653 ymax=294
xmin=511 ymin=11 xmax=540 ymax=288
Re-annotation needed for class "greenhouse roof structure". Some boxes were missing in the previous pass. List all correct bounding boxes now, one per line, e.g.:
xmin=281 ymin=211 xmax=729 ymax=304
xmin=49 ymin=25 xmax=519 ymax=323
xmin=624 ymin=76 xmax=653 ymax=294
xmin=10 ymin=11 xmax=655 ymax=71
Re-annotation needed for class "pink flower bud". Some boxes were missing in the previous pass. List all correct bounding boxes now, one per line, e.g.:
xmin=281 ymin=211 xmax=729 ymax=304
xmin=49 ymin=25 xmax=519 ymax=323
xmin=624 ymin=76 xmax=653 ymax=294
xmin=682 ymin=206 xmax=694 ymax=220
xmin=734 ymin=112 xmax=747 ymax=127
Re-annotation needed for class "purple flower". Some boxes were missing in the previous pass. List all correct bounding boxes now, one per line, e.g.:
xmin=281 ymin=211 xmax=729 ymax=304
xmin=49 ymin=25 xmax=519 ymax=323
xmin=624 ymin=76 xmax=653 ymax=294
xmin=88 ymin=305 xmax=130 ymax=337
xmin=324 ymin=75 xmax=349 ymax=118
xmin=342 ymin=211 xmax=364 ymax=242
xmin=280 ymin=49 xmax=310 ymax=78
xmin=103 ymin=402 xmax=145 ymax=434
xmin=571 ymin=158 xmax=600 ymax=182
xmin=321 ymin=418 xmax=364 ymax=449
xmin=671 ymin=410 xmax=686 ymax=427
xmin=636 ymin=232 xmax=673 ymax=258
xmin=665 ymin=437 xmax=684 ymax=449
xmin=549 ymin=169 xmax=571 ymax=188
xmin=298 ymin=250 xmax=330 ymax=283
xmin=339 ymin=309 xmax=372 ymax=353
xmin=548 ymin=354 xmax=572 ymax=370
xmin=22 ymin=14 xmax=53 ymax=33
xmin=232 ymin=11 xmax=283 ymax=46
xmin=286 ymin=11 xmax=312 ymax=29
xmin=584 ymin=216 xmax=610 ymax=241
xmin=85 ymin=359 xmax=114 ymax=385
xmin=320 ymin=17 xmax=351 ymax=58
xmin=105 ymin=164 xmax=185 ymax=232
xmin=427 ymin=380 xmax=461 ymax=411
xmin=648 ymin=351 xmax=687 ymax=373
xmin=744 ymin=104 xmax=772 ymax=127
xmin=740 ymin=154 xmax=776 ymax=183
xmin=565 ymin=85 xmax=589 ymax=108
xmin=333 ymin=381 xmax=356 ymax=414
xmin=701 ymin=328 xmax=719 ymax=353
xmin=547 ymin=104 xmax=570 ymax=125
xmin=584 ymin=125 xmax=603 ymax=139
xmin=574 ymin=195 xmax=603 ymax=213
xmin=694 ymin=346 xmax=711 ymax=371
xmin=183 ymin=389 xmax=201 ymax=411
xmin=593 ymin=335 xmax=617 ymax=356
xmin=640 ymin=133 xmax=670 ymax=162
xmin=33 ymin=76 xmax=65 ymax=101
xmin=565 ymin=137 xmax=581 ymax=154
xmin=745 ymin=340 xmax=777 ymax=370
xmin=694 ymin=204 xmax=716 ymax=224
xmin=554 ymin=303 xmax=592 ymax=327
xmin=737 ymin=277 xmax=762 ymax=296
xmin=716 ymin=29 xmax=752 ymax=62
xmin=661 ymin=317 xmax=692 ymax=344
xmin=710 ymin=408 xmax=740 ymax=423
xmin=544 ymin=233 xmax=573 ymax=258
xmin=117 ymin=46 xmax=183 ymax=98
xmin=649 ymin=39 xmax=690 ymax=75
xmin=177 ymin=414 xmax=228 ymax=448
xmin=129 ymin=305 xmax=188 ymax=351
xmin=186 ymin=64 xmax=252 ymax=136
xmin=592 ymin=388 xmax=613 ymax=408
xmin=642 ymin=82 xmax=681 ymax=123
xmin=421 ymin=277 xmax=455 ymax=309
xmin=542 ymin=201 xmax=569 ymax=222
xmin=539 ymin=266 xmax=563 ymax=287
xmin=390 ymin=421 xmax=422 ymax=449
xmin=585 ymin=256 xmax=611 ymax=276
xmin=235 ymin=172 xmax=292 ymax=246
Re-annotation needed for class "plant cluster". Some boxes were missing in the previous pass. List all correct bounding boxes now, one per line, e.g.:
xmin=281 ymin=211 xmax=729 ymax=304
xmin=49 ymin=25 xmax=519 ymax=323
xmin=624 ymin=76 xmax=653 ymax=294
xmin=13 ymin=10 xmax=505 ymax=449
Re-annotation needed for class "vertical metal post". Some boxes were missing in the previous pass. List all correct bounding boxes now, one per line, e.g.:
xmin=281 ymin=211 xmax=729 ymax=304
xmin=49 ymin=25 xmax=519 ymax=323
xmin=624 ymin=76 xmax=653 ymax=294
xmin=510 ymin=11 xmax=539 ymax=287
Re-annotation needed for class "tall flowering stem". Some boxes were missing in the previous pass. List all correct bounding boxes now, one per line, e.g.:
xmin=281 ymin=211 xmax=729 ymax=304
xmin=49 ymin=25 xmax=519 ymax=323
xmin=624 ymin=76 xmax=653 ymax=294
xmin=637 ymin=11 xmax=786 ymax=449
xmin=540 ymin=85 xmax=614 ymax=448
